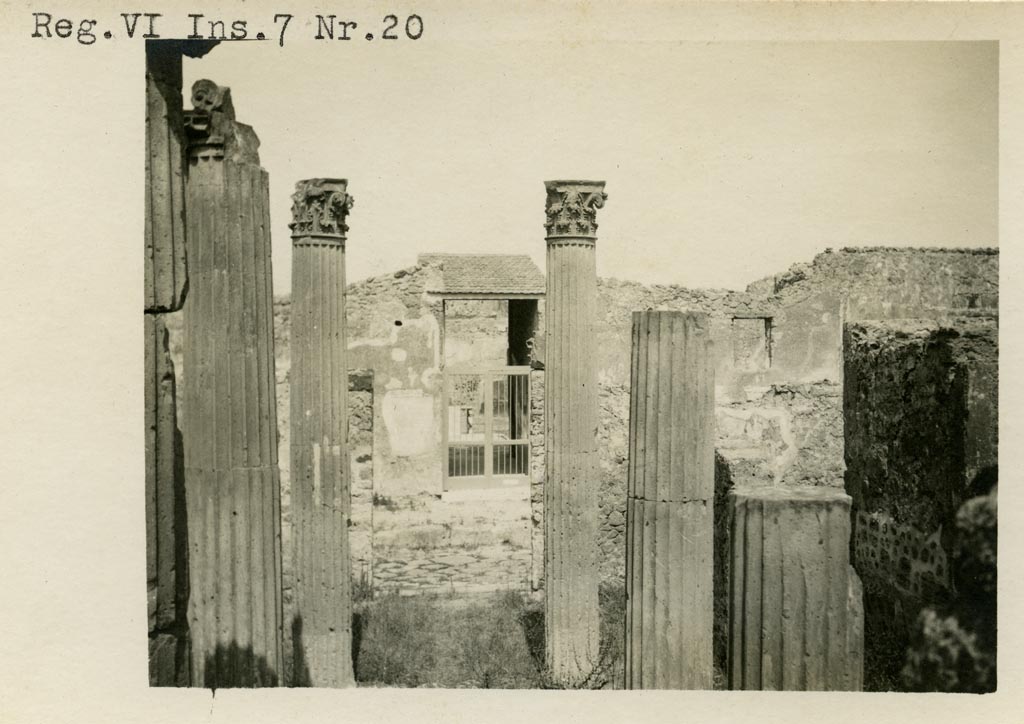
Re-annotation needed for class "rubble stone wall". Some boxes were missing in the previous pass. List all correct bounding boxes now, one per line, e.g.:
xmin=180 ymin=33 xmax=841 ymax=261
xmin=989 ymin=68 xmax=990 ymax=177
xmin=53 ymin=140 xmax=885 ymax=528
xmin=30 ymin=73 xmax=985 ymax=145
xmin=588 ymin=248 xmax=997 ymax=583
xmin=843 ymin=318 xmax=998 ymax=690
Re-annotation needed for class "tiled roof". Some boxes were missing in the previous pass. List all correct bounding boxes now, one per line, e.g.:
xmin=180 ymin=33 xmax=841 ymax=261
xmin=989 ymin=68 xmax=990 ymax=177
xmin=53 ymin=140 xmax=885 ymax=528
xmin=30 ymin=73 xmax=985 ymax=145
xmin=418 ymin=253 xmax=545 ymax=295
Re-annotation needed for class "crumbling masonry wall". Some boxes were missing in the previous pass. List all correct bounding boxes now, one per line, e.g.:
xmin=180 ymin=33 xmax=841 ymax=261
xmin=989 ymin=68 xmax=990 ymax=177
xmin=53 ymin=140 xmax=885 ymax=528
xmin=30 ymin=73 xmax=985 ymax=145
xmin=345 ymin=264 xmax=445 ymax=496
xmin=589 ymin=248 xmax=998 ymax=584
xmin=843 ymin=318 xmax=998 ymax=691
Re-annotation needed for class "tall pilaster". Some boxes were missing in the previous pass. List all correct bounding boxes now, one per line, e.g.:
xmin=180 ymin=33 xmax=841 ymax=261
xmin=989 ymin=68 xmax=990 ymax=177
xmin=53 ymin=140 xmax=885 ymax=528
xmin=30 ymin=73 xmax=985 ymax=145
xmin=181 ymin=80 xmax=283 ymax=687
xmin=727 ymin=486 xmax=864 ymax=691
xmin=145 ymin=313 xmax=189 ymax=685
xmin=543 ymin=180 xmax=606 ymax=686
xmin=144 ymin=40 xmax=191 ymax=686
xmin=145 ymin=41 xmax=188 ymax=313
xmin=288 ymin=178 xmax=356 ymax=687
xmin=624 ymin=311 xmax=715 ymax=689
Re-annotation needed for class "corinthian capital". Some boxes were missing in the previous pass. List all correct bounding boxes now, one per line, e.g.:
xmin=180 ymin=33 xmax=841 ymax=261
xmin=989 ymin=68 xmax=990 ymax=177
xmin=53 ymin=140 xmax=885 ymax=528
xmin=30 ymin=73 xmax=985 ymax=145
xmin=544 ymin=180 xmax=607 ymax=241
xmin=183 ymin=79 xmax=237 ymax=151
xmin=289 ymin=178 xmax=354 ymax=242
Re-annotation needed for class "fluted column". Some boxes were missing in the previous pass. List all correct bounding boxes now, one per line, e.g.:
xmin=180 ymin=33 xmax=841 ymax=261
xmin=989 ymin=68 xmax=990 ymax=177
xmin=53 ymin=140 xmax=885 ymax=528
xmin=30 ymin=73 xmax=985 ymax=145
xmin=624 ymin=311 xmax=714 ymax=689
xmin=728 ymin=486 xmax=864 ymax=691
xmin=543 ymin=180 xmax=606 ymax=686
xmin=181 ymin=80 xmax=283 ymax=688
xmin=288 ymin=178 xmax=356 ymax=687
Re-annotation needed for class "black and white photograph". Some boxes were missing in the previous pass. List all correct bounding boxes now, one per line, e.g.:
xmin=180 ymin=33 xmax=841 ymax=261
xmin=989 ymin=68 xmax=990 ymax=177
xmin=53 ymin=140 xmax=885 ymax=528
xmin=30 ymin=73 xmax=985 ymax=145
xmin=1 ymin=2 xmax=1021 ymax=722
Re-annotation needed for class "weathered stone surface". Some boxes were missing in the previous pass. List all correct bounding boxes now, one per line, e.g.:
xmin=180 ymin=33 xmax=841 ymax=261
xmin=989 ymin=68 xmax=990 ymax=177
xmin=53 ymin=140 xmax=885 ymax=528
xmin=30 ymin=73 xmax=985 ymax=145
xmin=149 ymin=632 xmax=188 ymax=687
xmin=543 ymin=180 xmax=606 ymax=687
xmin=370 ymin=493 xmax=530 ymax=595
xmin=145 ymin=42 xmax=188 ymax=313
xmin=288 ymin=178 xmax=355 ymax=687
xmin=727 ymin=486 xmax=863 ymax=691
xmin=277 ymin=368 xmax=375 ymax=685
xmin=181 ymin=82 xmax=283 ymax=688
xmin=145 ymin=314 xmax=189 ymax=685
xmin=843 ymin=318 xmax=998 ymax=690
xmin=529 ymin=369 xmax=545 ymax=592
xmin=591 ymin=247 xmax=997 ymax=588
xmin=625 ymin=311 xmax=715 ymax=689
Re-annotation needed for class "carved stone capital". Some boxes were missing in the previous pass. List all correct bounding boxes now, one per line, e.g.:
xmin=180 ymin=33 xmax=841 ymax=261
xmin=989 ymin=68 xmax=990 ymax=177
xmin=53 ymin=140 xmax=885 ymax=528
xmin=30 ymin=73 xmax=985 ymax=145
xmin=544 ymin=180 xmax=607 ymax=241
xmin=184 ymin=79 xmax=261 ymax=165
xmin=191 ymin=79 xmax=234 ymax=117
xmin=289 ymin=178 xmax=354 ymax=243
xmin=184 ymin=79 xmax=235 ymax=143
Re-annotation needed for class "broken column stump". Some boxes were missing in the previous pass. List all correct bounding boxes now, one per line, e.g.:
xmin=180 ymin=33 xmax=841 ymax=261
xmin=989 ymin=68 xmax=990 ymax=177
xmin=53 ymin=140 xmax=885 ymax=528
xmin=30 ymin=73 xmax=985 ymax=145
xmin=288 ymin=178 xmax=356 ymax=687
xmin=625 ymin=311 xmax=715 ymax=689
xmin=727 ymin=486 xmax=864 ymax=691
xmin=181 ymin=80 xmax=283 ymax=687
xmin=543 ymin=180 xmax=607 ymax=686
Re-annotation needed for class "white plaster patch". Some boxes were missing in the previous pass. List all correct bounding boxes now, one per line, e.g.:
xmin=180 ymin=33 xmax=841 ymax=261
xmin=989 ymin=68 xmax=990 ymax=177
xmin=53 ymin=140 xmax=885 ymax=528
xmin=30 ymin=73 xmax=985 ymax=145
xmin=391 ymin=347 xmax=408 ymax=362
xmin=716 ymin=406 xmax=797 ymax=485
xmin=381 ymin=389 xmax=436 ymax=456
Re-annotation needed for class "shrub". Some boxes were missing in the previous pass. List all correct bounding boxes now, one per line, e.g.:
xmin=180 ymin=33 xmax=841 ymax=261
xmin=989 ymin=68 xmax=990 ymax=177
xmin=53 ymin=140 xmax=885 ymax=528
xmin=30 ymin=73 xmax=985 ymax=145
xmin=902 ymin=483 xmax=997 ymax=693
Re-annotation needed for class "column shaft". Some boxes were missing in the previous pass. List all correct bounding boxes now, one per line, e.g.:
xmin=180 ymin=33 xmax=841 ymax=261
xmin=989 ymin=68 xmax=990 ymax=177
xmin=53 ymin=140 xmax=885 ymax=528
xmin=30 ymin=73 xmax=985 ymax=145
xmin=727 ymin=487 xmax=864 ymax=691
xmin=543 ymin=180 xmax=606 ymax=686
xmin=624 ymin=311 xmax=714 ymax=689
xmin=288 ymin=179 xmax=356 ymax=687
xmin=182 ymin=81 xmax=283 ymax=687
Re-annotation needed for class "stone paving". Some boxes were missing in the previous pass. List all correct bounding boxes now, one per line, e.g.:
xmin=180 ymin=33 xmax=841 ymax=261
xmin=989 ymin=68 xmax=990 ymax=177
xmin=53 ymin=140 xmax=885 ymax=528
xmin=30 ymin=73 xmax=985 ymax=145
xmin=371 ymin=493 xmax=533 ymax=595
xmin=374 ymin=545 xmax=532 ymax=595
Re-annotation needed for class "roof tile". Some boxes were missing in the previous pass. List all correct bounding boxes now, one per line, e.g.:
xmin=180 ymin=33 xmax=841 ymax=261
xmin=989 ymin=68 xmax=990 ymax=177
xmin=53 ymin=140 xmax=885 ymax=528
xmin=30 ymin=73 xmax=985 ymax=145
xmin=418 ymin=253 xmax=545 ymax=295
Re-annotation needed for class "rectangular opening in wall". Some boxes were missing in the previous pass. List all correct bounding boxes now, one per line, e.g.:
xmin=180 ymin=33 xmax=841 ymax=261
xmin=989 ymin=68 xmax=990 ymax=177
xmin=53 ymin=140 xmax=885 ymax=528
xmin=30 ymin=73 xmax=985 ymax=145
xmin=507 ymin=299 xmax=539 ymax=366
xmin=732 ymin=316 xmax=772 ymax=373
xmin=442 ymin=368 xmax=531 ymax=490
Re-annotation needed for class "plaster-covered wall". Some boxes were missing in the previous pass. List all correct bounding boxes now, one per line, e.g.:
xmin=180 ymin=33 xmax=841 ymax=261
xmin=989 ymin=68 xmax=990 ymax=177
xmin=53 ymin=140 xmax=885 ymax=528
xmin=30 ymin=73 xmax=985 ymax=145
xmin=345 ymin=264 xmax=445 ymax=495
xmin=444 ymin=299 xmax=508 ymax=368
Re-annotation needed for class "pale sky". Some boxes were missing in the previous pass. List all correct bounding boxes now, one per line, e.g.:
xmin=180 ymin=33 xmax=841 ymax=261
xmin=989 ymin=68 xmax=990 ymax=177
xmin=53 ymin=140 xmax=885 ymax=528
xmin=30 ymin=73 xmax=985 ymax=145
xmin=185 ymin=40 xmax=997 ymax=293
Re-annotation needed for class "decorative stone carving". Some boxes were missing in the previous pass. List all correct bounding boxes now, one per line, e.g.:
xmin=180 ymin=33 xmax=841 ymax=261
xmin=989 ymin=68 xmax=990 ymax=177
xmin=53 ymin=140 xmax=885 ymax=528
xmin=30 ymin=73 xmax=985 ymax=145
xmin=183 ymin=79 xmax=237 ymax=149
xmin=182 ymin=86 xmax=283 ymax=688
xmin=184 ymin=79 xmax=260 ymax=167
xmin=288 ymin=177 xmax=357 ymax=686
xmin=543 ymin=179 xmax=607 ymax=687
xmin=544 ymin=180 xmax=607 ymax=239
xmin=191 ymin=79 xmax=234 ymax=115
xmin=289 ymin=178 xmax=354 ymax=241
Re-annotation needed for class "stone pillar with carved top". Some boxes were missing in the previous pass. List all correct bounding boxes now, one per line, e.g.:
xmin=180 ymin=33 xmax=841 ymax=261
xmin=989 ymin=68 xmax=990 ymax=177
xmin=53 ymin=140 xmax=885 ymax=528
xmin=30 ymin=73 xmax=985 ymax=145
xmin=288 ymin=178 xmax=356 ymax=687
xmin=543 ymin=180 xmax=606 ymax=687
xmin=181 ymin=80 xmax=284 ymax=687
